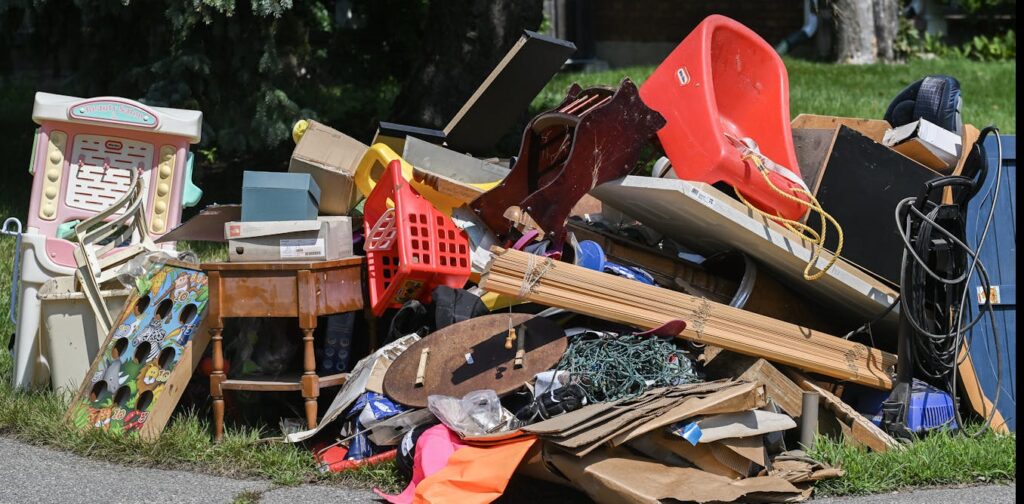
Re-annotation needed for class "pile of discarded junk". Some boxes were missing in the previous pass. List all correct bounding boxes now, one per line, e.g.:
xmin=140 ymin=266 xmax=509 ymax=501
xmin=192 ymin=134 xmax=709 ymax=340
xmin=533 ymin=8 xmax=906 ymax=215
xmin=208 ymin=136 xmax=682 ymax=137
xmin=1 ymin=14 xmax=1014 ymax=504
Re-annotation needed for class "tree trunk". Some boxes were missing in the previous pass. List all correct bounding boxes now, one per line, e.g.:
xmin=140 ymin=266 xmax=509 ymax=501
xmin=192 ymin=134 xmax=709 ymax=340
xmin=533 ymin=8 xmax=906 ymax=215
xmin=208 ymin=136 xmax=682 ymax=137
xmin=833 ymin=0 xmax=877 ymax=64
xmin=390 ymin=0 xmax=544 ymax=130
xmin=872 ymin=0 xmax=899 ymax=62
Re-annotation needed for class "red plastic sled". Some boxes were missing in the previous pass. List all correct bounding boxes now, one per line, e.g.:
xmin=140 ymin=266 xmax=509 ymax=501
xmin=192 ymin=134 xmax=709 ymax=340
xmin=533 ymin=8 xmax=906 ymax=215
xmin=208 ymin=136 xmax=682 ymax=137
xmin=640 ymin=15 xmax=809 ymax=220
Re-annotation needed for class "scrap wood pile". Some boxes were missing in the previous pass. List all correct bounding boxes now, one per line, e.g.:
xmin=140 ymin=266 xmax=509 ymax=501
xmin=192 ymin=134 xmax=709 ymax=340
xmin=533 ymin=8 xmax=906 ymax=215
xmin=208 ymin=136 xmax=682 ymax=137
xmin=2 ymin=12 xmax=1014 ymax=504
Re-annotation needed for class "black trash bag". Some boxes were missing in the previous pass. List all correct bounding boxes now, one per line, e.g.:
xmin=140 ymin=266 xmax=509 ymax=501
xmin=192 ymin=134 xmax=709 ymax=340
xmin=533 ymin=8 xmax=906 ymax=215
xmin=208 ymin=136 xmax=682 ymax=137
xmin=385 ymin=300 xmax=430 ymax=344
xmin=431 ymin=285 xmax=487 ymax=331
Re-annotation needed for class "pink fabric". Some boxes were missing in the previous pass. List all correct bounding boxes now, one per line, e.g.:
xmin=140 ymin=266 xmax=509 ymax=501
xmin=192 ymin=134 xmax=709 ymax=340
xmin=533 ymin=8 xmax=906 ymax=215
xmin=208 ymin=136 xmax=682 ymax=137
xmin=374 ymin=424 xmax=467 ymax=503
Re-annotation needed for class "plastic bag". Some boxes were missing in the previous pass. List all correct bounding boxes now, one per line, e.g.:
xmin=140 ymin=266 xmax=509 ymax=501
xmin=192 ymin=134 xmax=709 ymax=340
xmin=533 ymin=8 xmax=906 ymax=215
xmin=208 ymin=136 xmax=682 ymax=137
xmin=426 ymin=390 xmax=513 ymax=436
xmin=116 ymin=250 xmax=176 ymax=292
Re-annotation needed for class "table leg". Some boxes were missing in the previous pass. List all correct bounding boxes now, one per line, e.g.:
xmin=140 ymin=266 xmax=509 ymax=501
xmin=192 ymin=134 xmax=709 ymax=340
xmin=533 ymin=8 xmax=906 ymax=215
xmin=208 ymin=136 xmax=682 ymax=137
xmin=300 ymin=327 xmax=320 ymax=429
xmin=210 ymin=326 xmax=225 ymax=442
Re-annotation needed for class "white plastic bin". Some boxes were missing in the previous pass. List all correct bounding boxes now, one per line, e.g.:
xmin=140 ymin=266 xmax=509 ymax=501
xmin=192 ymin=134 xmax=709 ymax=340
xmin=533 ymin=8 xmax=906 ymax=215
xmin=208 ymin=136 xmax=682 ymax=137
xmin=38 ymin=276 xmax=130 ymax=395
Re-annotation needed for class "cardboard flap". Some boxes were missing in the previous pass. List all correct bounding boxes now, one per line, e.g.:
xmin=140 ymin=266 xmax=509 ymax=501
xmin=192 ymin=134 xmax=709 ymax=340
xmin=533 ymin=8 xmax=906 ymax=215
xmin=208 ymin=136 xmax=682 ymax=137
xmin=156 ymin=204 xmax=241 ymax=243
xmin=548 ymin=449 xmax=805 ymax=504
xmin=224 ymin=219 xmax=323 ymax=240
xmin=716 ymin=435 xmax=768 ymax=468
xmin=694 ymin=410 xmax=797 ymax=443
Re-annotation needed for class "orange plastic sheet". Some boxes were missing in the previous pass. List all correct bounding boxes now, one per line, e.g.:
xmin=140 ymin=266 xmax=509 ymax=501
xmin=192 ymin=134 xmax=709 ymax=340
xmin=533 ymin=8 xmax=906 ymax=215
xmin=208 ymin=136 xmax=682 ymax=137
xmin=413 ymin=434 xmax=538 ymax=504
xmin=375 ymin=424 xmax=467 ymax=504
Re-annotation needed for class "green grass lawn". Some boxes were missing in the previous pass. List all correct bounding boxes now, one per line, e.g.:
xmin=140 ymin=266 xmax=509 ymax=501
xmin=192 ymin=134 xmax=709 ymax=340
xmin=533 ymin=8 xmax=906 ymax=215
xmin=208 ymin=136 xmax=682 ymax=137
xmin=0 ymin=56 xmax=1016 ymax=495
xmin=532 ymin=57 xmax=1017 ymax=133
xmin=810 ymin=426 xmax=1016 ymax=496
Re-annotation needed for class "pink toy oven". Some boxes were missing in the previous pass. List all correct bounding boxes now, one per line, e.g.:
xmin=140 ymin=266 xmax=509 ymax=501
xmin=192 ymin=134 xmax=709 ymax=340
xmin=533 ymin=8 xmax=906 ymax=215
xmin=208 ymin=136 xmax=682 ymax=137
xmin=11 ymin=92 xmax=203 ymax=390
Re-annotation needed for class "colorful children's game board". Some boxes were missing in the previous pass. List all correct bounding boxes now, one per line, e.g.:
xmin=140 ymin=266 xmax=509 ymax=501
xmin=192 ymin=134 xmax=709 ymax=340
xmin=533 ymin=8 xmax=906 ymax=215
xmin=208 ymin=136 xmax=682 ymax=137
xmin=65 ymin=260 xmax=209 ymax=440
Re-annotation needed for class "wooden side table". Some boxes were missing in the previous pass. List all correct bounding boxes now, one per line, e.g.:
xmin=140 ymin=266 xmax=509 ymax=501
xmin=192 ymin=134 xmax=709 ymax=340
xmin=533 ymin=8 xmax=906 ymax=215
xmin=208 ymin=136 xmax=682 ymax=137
xmin=202 ymin=257 xmax=365 ymax=441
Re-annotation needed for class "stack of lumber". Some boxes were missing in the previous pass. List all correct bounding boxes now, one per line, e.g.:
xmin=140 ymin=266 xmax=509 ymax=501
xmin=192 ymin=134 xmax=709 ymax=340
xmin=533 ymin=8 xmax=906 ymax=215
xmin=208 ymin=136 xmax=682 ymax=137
xmin=480 ymin=247 xmax=897 ymax=389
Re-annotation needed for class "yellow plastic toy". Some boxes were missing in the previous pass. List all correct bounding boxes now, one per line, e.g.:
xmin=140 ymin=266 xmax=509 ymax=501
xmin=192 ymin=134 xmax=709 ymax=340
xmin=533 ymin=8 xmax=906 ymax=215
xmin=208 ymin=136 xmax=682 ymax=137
xmin=354 ymin=143 xmax=502 ymax=215
xmin=292 ymin=119 xmax=310 ymax=144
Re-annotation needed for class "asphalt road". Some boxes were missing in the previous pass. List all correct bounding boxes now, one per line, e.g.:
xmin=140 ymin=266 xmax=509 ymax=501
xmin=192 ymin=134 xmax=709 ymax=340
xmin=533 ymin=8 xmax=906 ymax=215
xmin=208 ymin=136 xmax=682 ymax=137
xmin=0 ymin=437 xmax=1013 ymax=503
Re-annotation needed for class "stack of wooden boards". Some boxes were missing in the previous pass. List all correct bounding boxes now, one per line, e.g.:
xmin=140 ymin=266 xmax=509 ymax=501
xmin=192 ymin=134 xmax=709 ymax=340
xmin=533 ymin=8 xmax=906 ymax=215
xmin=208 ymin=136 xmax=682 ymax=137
xmin=480 ymin=247 xmax=897 ymax=389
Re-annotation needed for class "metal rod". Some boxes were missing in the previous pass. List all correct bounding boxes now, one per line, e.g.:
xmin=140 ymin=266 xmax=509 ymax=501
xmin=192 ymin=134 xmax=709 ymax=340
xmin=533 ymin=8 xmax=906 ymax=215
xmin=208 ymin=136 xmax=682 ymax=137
xmin=800 ymin=391 xmax=820 ymax=450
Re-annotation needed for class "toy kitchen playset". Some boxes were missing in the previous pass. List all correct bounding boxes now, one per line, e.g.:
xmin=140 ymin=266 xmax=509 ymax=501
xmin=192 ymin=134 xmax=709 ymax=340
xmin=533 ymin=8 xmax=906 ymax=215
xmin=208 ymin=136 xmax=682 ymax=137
xmin=6 ymin=92 xmax=203 ymax=392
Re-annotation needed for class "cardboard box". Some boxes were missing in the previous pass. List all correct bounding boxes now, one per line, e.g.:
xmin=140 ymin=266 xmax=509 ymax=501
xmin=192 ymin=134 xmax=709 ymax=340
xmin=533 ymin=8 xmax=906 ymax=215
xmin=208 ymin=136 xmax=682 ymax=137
xmin=883 ymin=118 xmax=962 ymax=172
xmin=241 ymin=171 xmax=321 ymax=222
xmin=225 ymin=217 xmax=354 ymax=262
xmin=289 ymin=120 xmax=367 ymax=215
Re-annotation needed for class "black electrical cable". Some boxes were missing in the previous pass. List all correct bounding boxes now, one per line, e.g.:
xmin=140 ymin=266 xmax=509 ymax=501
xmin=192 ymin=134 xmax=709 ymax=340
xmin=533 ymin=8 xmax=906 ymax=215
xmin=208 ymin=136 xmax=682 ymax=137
xmin=891 ymin=126 xmax=1004 ymax=435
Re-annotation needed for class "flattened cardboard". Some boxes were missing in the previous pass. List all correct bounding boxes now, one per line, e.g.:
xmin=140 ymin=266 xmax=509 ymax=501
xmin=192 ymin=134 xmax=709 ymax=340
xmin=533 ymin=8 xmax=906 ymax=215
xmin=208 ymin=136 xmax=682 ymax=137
xmin=694 ymin=410 xmax=797 ymax=443
xmin=630 ymin=430 xmax=743 ymax=479
xmin=548 ymin=449 xmax=806 ymax=504
xmin=225 ymin=216 xmax=354 ymax=262
xmin=715 ymin=435 xmax=768 ymax=472
xmin=155 ymin=204 xmax=239 ymax=243
xmin=792 ymin=127 xmax=839 ymax=199
xmin=523 ymin=381 xmax=737 ymax=438
xmin=610 ymin=381 xmax=766 ymax=446
xmin=289 ymin=120 xmax=366 ymax=215
xmin=883 ymin=117 xmax=962 ymax=172
xmin=768 ymin=455 xmax=845 ymax=483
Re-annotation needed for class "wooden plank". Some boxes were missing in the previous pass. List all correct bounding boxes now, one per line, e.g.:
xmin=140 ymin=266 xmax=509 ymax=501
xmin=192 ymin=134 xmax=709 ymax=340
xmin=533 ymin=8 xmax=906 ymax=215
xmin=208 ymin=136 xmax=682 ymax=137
xmin=792 ymin=127 xmax=839 ymax=198
xmin=220 ymin=372 xmax=348 ymax=392
xmin=956 ymin=344 xmax=1010 ymax=433
xmin=201 ymin=256 xmax=364 ymax=272
xmin=809 ymin=125 xmax=941 ymax=285
xmin=784 ymin=369 xmax=901 ymax=452
xmin=481 ymin=248 xmax=897 ymax=389
xmin=590 ymin=176 xmax=899 ymax=332
xmin=791 ymin=114 xmax=892 ymax=142
xmin=443 ymin=30 xmax=576 ymax=154
xmin=705 ymin=353 xmax=804 ymax=418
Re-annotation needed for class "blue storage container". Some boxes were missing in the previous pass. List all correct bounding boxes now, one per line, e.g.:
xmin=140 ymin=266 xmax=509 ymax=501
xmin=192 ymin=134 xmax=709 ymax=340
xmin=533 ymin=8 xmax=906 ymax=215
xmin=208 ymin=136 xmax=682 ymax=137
xmin=241 ymin=171 xmax=321 ymax=222
xmin=962 ymin=133 xmax=1016 ymax=431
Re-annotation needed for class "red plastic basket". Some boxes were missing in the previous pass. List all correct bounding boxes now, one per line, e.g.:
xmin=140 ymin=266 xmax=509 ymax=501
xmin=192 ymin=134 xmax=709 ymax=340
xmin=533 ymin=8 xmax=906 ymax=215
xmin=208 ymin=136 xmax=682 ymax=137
xmin=364 ymin=159 xmax=471 ymax=316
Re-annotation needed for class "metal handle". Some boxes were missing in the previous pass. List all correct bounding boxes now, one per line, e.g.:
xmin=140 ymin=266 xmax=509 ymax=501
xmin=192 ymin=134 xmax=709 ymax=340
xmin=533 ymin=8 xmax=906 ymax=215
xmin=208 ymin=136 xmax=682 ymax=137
xmin=1 ymin=217 xmax=22 ymax=237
